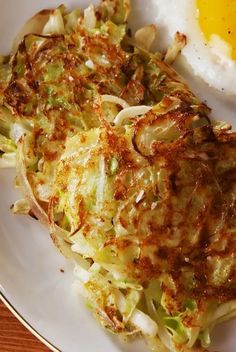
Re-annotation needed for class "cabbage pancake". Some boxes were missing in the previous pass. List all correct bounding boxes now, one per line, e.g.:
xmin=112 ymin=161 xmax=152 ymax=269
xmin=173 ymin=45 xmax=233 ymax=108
xmin=51 ymin=112 xmax=236 ymax=351
xmin=0 ymin=1 xmax=235 ymax=352
xmin=0 ymin=1 xmax=209 ymax=205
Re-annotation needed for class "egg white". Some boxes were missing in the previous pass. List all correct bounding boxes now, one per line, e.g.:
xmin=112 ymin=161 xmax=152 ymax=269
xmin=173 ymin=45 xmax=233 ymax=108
xmin=156 ymin=0 xmax=236 ymax=95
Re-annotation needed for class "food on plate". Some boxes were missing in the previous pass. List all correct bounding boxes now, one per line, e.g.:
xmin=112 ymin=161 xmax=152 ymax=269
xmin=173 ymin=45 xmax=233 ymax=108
xmin=156 ymin=0 xmax=236 ymax=95
xmin=0 ymin=1 xmax=235 ymax=351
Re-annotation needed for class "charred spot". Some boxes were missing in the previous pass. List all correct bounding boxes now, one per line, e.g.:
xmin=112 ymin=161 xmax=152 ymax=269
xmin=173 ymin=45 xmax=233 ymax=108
xmin=28 ymin=79 xmax=39 ymax=91
xmin=198 ymin=223 xmax=211 ymax=248
xmin=193 ymin=125 xmax=217 ymax=144
xmin=117 ymin=239 xmax=133 ymax=250
xmin=18 ymin=40 xmax=26 ymax=54
xmin=156 ymin=246 xmax=169 ymax=260
xmin=5 ymin=80 xmax=32 ymax=113
xmin=28 ymin=210 xmax=38 ymax=220
xmin=95 ymin=10 xmax=102 ymax=21
xmin=169 ymin=172 xmax=178 ymax=193
xmin=114 ymin=182 xmax=128 ymax=200
xmin=43 ymin=150 xmax=58 ymax=161
xmin=132 ymin=256 xmax=158 ymax=282
xmin=7 ymin=81 xmax=21 ymax=95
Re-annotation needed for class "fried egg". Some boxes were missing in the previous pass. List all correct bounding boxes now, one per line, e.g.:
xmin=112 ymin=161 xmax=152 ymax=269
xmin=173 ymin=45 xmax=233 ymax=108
xmin=156 ymin=0 xmax=236 ymax=95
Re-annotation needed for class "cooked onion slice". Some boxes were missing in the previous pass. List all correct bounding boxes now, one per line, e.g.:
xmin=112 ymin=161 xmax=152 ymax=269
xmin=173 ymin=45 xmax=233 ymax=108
xmin=114 ymin=106 xmax=152 ymax=126
xmin=101 ymin=95 xmax=129 ymax=109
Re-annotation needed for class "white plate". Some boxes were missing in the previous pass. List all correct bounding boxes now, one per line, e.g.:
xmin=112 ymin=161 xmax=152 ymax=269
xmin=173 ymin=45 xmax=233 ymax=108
xmin=0 ymin=1 xmax=235 ymax=352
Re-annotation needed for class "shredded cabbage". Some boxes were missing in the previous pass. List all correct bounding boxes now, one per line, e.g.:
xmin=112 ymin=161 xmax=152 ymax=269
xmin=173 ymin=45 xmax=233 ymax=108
xmin=64 ymin=8 xmax=81 ymax=33
xmin=43 ymin=7 xmax=65 ymax=35
xmin=84 ymin=5 xmax=96 ymax=29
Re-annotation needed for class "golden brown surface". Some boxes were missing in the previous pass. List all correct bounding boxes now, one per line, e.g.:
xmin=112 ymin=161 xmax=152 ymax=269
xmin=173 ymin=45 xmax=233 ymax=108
xmin=0 ymin=301 xmax=49 ymax=352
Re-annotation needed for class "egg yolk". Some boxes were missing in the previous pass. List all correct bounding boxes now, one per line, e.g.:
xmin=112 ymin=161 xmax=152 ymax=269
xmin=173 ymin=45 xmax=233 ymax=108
xmin=197 ymin=0 xmax=236 ymax=59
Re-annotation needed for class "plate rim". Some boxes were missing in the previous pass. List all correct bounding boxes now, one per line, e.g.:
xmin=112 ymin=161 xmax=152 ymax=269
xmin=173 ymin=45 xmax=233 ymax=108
xmin=0 ymin=291 xmax=61 ymax=352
